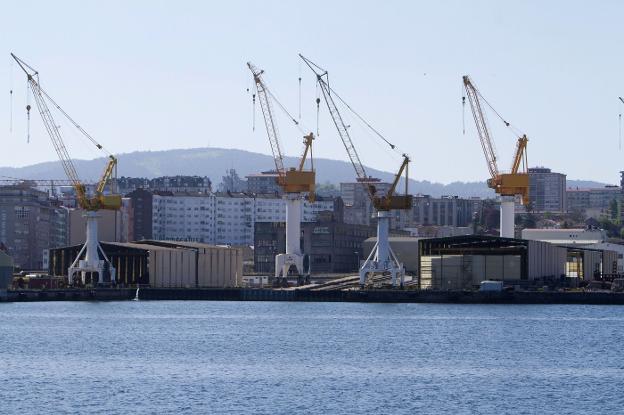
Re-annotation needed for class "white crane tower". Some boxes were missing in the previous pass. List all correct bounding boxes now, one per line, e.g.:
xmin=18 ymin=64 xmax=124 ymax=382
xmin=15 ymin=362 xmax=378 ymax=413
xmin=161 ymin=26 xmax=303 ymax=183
xmin=248 ymin=62 xmax=316 ymax=286
xmin=299 ymin=54 xmax=412 ymax=287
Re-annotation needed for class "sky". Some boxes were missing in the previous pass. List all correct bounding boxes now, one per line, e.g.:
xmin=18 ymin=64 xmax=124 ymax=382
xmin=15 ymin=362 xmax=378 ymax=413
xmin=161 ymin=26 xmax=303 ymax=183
xmin=0 ymin=0 xmax=623 ymax=184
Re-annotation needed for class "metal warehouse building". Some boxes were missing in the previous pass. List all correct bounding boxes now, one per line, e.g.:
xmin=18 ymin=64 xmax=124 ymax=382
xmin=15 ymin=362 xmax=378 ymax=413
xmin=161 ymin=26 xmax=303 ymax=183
xmin=49 ymin=240 xmax=242 ymax=288
xmin=418 ymin=235 xmax=622 ymax=290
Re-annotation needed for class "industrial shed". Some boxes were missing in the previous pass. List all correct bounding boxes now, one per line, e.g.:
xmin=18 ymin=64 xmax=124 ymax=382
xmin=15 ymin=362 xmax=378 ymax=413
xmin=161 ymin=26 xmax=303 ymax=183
xmin=48 ymin=241 xmax=242 ymax=288
xmin=563 ymin=246 xmax=611 ymax=280
xmin=419 ymin=235 xmax=567 ymax=290
xmin=135 ymin=241 xmax=243 ymax=287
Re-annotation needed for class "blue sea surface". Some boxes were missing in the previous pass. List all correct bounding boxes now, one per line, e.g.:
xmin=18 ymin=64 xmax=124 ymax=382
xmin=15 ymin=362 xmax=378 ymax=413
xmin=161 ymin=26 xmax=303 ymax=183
xmin=1 ymin=301 xmax=623 ymax=414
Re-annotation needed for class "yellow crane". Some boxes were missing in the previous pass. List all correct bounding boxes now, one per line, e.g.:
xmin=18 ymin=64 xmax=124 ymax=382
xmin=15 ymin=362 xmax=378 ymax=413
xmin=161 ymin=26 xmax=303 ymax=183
xmin=300 ymin=54 xmax=411 ymax=287
xmin=463 ymin=75 xmax=529 ymax=238
xmin=12 ymin=53 xmax=121 ymax=286
xmin=248 ymin=62 xmax=315 ymax=285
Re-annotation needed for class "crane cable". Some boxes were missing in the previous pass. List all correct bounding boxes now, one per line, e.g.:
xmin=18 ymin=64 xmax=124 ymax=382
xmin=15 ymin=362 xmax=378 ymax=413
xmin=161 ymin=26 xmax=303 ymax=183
xmin=618 ymin=97 xmax=624 ymax=150
xmin=301 ymin=55 xmax=401 ymax=155
xmin=473 ymin=86 xmax=524 ymax=138
xmin=298 ymin=60 xmax=302 ymax=120
xmin=26 ymin=83 xmax=31 ymax=143
xmin=326 ymin=84 xmax=399 ymax=152
xmin=9 ymin=61 xmax=13 ymax=134
xmin=35 ymin=85 xmax=112 ymax=156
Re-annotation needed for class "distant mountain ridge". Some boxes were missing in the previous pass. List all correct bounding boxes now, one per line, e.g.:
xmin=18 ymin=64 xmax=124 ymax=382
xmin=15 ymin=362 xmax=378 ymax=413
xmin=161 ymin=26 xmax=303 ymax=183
xmin=0 ymin=147 xmax=611 ymax=198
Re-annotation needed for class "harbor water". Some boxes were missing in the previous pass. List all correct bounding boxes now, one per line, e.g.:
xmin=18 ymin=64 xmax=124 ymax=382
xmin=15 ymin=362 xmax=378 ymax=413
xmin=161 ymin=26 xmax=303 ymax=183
xmin=1 ymin=301 xmax=623 ymax=414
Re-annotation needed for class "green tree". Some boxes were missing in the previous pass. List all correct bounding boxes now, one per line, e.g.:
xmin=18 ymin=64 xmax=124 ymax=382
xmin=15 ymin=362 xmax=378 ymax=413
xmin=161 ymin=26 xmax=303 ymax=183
xmin=610 ymin=198 xmax=620 ymax=223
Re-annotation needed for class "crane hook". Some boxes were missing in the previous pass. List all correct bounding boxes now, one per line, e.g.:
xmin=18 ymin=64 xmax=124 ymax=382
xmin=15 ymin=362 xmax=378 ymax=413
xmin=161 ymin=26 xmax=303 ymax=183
xmin=26 ymin=104 xmax=31 ymax=143
xmin=315 ymin=97 xmax=321 ymax=136
xmin=462 ymin=96 xmax=466 ymax=135
xmin=252 ymin=93 xmax=256 ymax=131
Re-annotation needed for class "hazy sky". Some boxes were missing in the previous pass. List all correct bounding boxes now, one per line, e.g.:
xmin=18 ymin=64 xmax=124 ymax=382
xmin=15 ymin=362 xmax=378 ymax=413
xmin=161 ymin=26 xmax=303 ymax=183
xmin=1 ymin=0 xmax=623 ymax=184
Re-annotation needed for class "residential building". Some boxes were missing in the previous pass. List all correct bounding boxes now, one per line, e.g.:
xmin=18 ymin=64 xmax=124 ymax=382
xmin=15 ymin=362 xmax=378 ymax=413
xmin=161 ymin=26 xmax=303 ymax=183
xmin=0 ymin=185 xmax=67 ymax=270
xmin=152 ymin=193 xmax=216 ymax=243
xmin=149 ymin=176 xmax=212 ymax=194
xmin=246 ymin=171 xmax=281 ymax=195
xmin=340 ymin=178 xmax=391 ymax=226
xmin=126 ymin=188 xmax=155 ymax=240
xmin=254 ymin=199 xmax=377 ymax=274
xmin=140 ymin=189 xmax=336 ymax=246
xmin=528 ymin=167 xmax=567 ymax=213
xmin=215 ymin=193 xmax=254 ymax=245
xmin=567 ymin=186 xmax=622 ymax=218
xmin=116 ymin=175 xmax=211 ymax=195
xmin=406 ymin=195 xmax=481 ymax=228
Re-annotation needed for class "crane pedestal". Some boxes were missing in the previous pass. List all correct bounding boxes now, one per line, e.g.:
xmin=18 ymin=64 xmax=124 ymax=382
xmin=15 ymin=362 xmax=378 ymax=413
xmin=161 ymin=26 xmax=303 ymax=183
xmin=359 ymin=211 xmax=405 ymax=287
xmin=275 ymin=196 xmax=308 ymax=286
xmin=500 ymin=196 xmax=515 ymax=238
xmin=68 ymin=211 xmax=116 ymax=287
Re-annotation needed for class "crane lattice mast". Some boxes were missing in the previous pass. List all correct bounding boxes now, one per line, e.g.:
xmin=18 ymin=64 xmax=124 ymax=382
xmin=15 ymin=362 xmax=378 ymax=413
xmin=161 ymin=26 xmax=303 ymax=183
xmin=463 ymin=75 xmax=499 ymax=180
xmin=299 ymin=54 xmax=368 ymax=182
xmin=248 ymin=62 xmax=286 ymax=178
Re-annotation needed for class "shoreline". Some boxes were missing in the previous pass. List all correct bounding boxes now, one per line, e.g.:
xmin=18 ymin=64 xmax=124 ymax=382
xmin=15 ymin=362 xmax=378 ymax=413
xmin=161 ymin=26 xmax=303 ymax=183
xmin=3 ymin=287 xmax=624 ymax=305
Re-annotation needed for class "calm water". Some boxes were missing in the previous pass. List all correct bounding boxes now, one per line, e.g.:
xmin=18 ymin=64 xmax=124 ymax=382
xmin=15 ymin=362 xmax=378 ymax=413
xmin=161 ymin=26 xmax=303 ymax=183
xmin=1 ymin=301 xmax=623 ymax=414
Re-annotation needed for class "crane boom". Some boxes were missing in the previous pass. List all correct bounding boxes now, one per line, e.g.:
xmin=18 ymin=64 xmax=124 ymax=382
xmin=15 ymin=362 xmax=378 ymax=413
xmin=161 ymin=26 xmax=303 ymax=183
xmin=300 ymin=54 xmax=410 ymax=211
xmin=247 ymin=62 xmax=286 ymax=178
xmin=11 ymin=53 xmax=120 ymax=211
xmin=463 ymin=74 xmax=529 ymax=208
xmin=299 ymin=54 xmax=368 ymax=182
xmin=299 ymin=54 xmax=411 ymax=286
xmin=12 ymin=55 xmax=83 ymax=189
xmin=248 ymin=62 xmax=315 ymax=201
xmin=510 ymin=135 xmax=528 ymax=174
xmin=463 ymin=75 xmax=499 ymax=180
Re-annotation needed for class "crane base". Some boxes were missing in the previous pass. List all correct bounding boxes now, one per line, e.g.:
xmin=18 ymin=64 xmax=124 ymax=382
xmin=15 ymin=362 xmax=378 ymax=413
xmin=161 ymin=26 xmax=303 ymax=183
xmin=275 ymin=253 xmax=308 ymax=286
xmin=69 ymin=260 xmax=116 ymax=287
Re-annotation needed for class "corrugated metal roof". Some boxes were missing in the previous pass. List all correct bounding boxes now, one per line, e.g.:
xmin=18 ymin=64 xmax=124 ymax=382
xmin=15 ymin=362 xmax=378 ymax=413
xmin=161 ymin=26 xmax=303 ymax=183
xmin=137 ymin=240 xmax=238 ymax=251
xmin=103 ymin=242 xmax=181 ymax=251
xmin=364 ymin=237 xmax=426 ymax=243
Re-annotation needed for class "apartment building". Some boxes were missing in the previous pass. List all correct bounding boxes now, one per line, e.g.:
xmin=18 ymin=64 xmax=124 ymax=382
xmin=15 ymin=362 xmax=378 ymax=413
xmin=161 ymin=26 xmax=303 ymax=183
xmin=528 ymin=167 xmax=567 ymax=213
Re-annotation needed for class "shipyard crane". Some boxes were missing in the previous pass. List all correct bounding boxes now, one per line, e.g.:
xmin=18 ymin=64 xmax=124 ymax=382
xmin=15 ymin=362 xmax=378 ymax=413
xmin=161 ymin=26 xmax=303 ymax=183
xmin=247 ymin=62 xmax=316 ymax=285
xmin=12 ymin=53 xmax=121 ymax=286
xmin=300 ymin=54 xmax=411 ymax=287
xmin=463 ymin=75 xmax=529 ymax=238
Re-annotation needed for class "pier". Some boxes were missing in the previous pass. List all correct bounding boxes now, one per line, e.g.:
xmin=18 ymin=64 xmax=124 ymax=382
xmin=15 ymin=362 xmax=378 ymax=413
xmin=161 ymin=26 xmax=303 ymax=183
xmin=3 ymin=287 xmax=624 ymax=305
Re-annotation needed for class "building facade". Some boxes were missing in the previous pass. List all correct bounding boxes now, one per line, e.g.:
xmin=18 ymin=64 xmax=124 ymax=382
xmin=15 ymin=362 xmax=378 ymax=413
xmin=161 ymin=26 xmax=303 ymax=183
xmin=567 ymin=186 xmax=622 ymax=218
xmin=406 ymin=195 xmax=481 ymax=228
xmin=340 ymin=178 xmax=392 ymax=226
xmin=246 ymin=171 xmax=281 ymax=195
xmin=254 ymin=200 xmax=377 ymax=274
xmin=141 ymin=190 xmax=336 ymax=246
xmin=528 ymin=167 xmax=567 ymax=213
xmin=0 ymin=185 xmax=67 ymax=270
xmin=116 ymin=175 xmax=212 ymax=195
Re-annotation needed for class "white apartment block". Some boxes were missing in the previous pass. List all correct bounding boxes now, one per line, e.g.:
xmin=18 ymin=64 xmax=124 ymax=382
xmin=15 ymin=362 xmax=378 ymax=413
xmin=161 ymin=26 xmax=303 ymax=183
xmin=151 ymin=193 xmax=334 ymax=246
xmin=152 ymin=194 xmax=216 ymax=243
